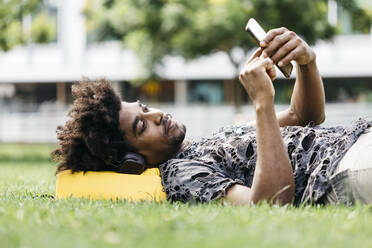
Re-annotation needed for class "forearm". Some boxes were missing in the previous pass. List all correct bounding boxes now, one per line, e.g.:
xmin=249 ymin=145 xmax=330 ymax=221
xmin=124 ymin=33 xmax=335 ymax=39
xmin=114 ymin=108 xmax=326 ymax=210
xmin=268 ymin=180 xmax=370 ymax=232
xmin=291 ymin=59 xmax=325 ymax=125
xmin=236 ymin=54 xmax=295 ymax=206
xmin=250 ymin=103 xmax=295 ymax=204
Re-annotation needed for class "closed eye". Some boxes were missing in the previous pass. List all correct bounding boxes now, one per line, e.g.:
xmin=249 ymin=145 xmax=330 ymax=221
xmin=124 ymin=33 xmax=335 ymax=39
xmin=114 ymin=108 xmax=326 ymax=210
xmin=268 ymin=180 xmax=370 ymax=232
xmin=142 ymin=104 xmax=149 ymax=112
xmin=137 ymin=100 xmax=149 ymax=113
xmin=136 ymin=101 xmax=149 ymax=135
xmin=139 ymin=119 xmax=146 ymax=134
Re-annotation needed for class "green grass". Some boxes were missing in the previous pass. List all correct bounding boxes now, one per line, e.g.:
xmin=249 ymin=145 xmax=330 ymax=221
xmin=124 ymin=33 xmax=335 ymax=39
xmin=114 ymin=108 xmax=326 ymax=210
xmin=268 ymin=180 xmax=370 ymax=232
xmin=1 ymin=145 xmax=372 ymax=248
xmin=0 ymin=143 xmax=57 ymax=162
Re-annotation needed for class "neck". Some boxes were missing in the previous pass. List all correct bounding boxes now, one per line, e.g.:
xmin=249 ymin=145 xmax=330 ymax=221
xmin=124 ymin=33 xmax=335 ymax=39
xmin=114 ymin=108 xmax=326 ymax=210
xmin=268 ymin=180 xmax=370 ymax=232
xmin=168 ymin=139 xmax=191 ymax=160
xmin=177 ymin=139 xmax=191 ymax=154
xmin=151 ymin=140 xmax=191 ymax=167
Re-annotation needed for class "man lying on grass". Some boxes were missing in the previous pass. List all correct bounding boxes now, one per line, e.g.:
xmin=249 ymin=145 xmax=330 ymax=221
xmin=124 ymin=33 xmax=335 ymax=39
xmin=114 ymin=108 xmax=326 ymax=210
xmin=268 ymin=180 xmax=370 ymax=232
xmin=52 ymin=27 xmax=372 ymax=206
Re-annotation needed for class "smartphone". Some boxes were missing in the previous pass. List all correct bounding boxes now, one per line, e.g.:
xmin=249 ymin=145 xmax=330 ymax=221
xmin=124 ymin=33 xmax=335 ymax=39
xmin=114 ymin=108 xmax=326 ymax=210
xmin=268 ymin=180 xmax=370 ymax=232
xmin=245 ymin=18 xmax=293 ymax=78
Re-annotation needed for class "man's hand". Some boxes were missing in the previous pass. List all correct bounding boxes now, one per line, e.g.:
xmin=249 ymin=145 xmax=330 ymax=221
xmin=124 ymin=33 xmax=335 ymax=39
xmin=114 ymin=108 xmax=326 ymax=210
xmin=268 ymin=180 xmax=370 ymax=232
xmin=239 ymin=49 xmax=276 ymax=109
xmin=260 ymin=27 xmax=316 ymax=67
xmin=230 ymin=45 xmax=295 ymax=207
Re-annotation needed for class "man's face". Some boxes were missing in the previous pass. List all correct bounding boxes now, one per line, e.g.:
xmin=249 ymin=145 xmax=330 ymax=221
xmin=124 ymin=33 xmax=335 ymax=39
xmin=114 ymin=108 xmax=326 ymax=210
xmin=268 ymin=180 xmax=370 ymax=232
xmin=118 ymin=101 xmax=186 ymax=165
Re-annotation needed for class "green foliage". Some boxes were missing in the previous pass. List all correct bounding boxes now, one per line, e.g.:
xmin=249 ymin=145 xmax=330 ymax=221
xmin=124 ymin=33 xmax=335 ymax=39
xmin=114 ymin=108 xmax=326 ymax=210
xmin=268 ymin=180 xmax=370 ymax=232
xmin=334 ymin=0 xmax=372 ymax=34
xmin=0 ymin=0 xmax=56 ymax=51
xmin=351 ymin=9 xmax=372 ymax=34
xmin=1 ymin=161 xmax=372 ymax=248
xmin=31 ymin=11 xmax=57 ymax=43
xmin=0 ymin=0 xmax=39 ymax=51
xmin=84 ymin=0 xmax=367 ymax=78
xmin=249 ymin=0 xmax=334 ymax=44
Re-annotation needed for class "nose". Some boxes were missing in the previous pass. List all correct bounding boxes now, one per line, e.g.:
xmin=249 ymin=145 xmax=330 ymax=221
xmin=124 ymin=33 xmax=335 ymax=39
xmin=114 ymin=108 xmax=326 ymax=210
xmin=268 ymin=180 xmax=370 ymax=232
xmin=144 ymin=108 xmax=164 ymax=125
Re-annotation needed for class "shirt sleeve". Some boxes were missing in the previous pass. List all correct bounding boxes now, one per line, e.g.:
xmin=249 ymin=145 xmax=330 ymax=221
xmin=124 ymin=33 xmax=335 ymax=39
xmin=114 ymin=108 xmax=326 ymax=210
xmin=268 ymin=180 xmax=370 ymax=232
xmin=159 ymin=159 xmax=244 ymax=203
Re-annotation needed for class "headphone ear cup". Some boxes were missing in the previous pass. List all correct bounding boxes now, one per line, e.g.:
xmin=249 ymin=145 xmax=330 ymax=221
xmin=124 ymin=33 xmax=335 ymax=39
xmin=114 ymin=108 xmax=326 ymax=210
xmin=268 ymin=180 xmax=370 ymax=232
xmin=118 ymin=152 xmax=146 ymax=174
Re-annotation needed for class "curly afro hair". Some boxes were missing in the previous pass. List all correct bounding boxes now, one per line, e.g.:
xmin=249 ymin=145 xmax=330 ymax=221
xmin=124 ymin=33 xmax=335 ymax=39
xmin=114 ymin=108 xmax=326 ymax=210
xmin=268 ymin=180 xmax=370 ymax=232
xmin=51 ymin=78 xmax=134 ymax=174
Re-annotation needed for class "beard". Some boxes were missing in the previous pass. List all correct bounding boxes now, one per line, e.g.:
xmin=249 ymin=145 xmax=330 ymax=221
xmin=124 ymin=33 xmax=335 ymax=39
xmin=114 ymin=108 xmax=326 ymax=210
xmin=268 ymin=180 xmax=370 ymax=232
xmin=169 ymin=122 xmax=186 ymax=147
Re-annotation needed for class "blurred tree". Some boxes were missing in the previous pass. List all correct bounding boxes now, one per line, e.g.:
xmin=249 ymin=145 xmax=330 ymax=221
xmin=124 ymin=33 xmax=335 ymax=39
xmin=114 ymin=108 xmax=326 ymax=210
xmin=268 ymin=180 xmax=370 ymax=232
xmin=30 ymin=11 xmax=57 ymax=44
xmin=347 ymin=0 xmax=372 ymax=34
xmin=85 ymin=0 xmax=368 ymax=77
xmin=0 ymin=0 xmax=38 ymax=51
xmin=85 ymin=0 xmax=370 ymax=106
xmin=0 ymin=0 xmax=57 ymax=51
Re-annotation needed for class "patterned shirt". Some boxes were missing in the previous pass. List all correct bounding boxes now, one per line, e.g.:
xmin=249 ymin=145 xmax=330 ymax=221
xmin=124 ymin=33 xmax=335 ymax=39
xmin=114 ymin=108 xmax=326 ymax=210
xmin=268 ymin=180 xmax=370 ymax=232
xmin=159 ymin=118 xmax=371 ymax=205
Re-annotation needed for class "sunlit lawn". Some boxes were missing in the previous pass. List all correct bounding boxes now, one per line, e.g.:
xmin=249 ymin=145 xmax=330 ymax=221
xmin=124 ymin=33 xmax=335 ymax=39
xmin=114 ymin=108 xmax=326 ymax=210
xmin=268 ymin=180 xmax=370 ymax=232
xmin=1 ymin=144 xmax=372 ymax=248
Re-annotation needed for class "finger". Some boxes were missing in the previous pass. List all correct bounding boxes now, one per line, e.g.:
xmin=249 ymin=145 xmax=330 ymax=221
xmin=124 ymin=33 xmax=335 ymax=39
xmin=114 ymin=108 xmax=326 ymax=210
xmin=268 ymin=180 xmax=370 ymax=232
xmin=267 ymin=63 xmax=277 ymax=81
xmin=260 ymin=27 xmax=288 ymax=47
xmin=257 ymin=57 xmax=275 ymax=71
xmin=278 ymin=46 xmax=303 ymax=66
xmin=270 ymin=38 xmax=299 ymax=64
xmin=240 ymin=57 xmax=259 ymax=77
xmin=249 ymin=56 xmax=260 ymax=65
xmin=258 ymin=58 xmax=276 ymax=81
xmin=262 ymin=31 xmax=293 ymax=58
xmin=246 ymin=48 xmax=263 ymax=64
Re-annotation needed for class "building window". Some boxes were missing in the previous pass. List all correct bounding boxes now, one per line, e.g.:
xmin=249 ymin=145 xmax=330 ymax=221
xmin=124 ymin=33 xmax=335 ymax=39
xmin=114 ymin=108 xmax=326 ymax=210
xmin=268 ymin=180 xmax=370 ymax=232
xmin=188 ymin=80 xmax=224 ymax=105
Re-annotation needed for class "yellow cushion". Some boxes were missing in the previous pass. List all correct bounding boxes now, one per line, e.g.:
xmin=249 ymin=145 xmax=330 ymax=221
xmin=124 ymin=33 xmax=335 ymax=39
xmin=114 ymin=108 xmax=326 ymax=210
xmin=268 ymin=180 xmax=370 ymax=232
xmin=56 ymin=168 xmax=166 ymax=202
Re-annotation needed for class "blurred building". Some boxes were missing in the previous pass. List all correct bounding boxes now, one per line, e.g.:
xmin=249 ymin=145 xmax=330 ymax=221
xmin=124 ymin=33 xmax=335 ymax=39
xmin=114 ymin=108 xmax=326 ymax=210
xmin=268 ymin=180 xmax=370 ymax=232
xmin=0 ymin=0 xmax=372 ymax=112
xmin=0 ymin=0 xmax=372 ymax=142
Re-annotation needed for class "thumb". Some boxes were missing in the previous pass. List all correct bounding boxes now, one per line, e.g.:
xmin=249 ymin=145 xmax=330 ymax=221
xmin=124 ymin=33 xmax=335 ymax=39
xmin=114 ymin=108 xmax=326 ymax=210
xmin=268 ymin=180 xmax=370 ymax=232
xmin=259 ymin=58 xmax=276 ymax=81
xmin=246 ymin=48 xmax=263 ymax=65
xmin=266 ymin=58 xmax=276 ymax=81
